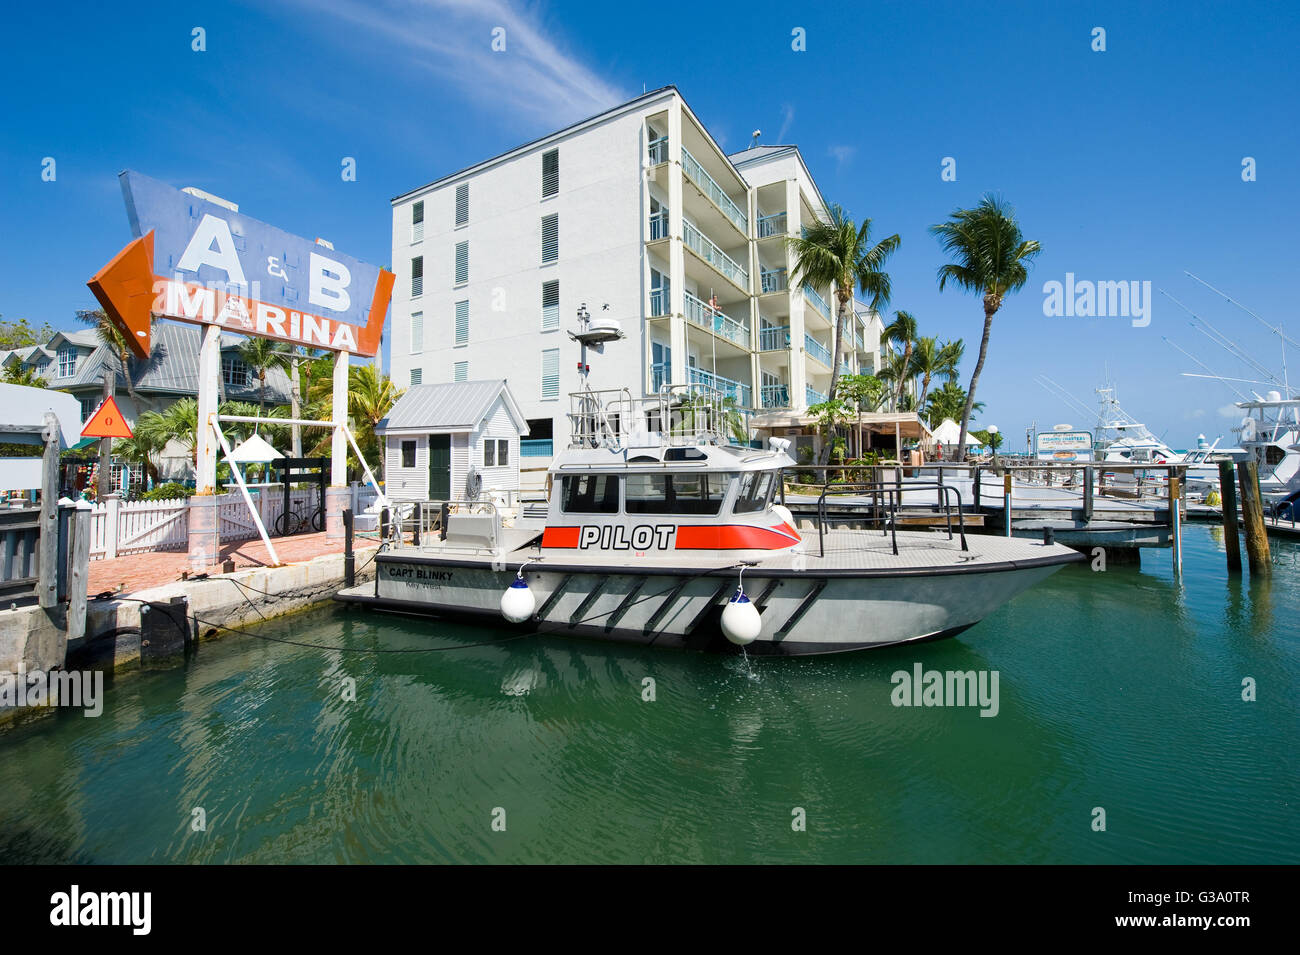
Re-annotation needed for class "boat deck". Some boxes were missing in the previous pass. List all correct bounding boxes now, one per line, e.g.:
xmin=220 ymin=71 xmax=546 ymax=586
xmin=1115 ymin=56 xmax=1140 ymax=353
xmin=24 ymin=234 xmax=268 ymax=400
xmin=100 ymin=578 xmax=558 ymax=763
xmin=377 ymin=528 xmax=1081 ymax=576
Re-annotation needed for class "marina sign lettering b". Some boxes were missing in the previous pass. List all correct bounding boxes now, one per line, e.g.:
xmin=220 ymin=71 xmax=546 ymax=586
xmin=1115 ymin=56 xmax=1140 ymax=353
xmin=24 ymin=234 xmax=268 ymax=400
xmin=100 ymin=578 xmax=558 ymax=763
xmin=579 ymin=524 xmax=677 ymax=550
xmin=88 ymin=170 xmax=393 ymax=359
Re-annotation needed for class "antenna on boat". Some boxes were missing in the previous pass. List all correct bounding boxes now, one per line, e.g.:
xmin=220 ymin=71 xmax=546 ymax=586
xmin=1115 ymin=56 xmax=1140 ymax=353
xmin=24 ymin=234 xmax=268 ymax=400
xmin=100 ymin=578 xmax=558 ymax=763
xmin=1161 ymin=336 xmax=1254 ymax=401
xmin=1184 ymin=271 xmax=1293 ymax=396
xmin=568 ymin=302 xmax=625 ymax=448
xmin=1159 ymin=289 xmax=1281 ymax=386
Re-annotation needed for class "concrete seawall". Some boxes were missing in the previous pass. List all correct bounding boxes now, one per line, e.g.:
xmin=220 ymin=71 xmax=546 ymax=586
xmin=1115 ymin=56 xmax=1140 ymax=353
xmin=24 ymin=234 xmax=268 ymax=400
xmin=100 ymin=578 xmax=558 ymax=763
xmin=2 ymin=547 xmax=377 ymax=727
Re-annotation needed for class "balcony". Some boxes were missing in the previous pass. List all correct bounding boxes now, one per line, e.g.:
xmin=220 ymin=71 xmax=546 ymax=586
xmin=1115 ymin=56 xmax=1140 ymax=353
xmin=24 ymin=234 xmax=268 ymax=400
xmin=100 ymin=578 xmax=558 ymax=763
xmin=683 ymin=220 xmax=748 ymax=291
xmin=803 ymin=283 xmax=831 ymax=321
xmin=685 ymin=290 xmax=749 ymax=348
xmin=757 ymin=212 xmax=787 ymax=238
xmin=760 ymin=383 xmax=790 ymax=409
xmin=681 ymin=146 xmax=748 ymax=235
xmin=805 ymin=333 xmax=831 ymax=368
xmin=648 ymin=287 xmax=669 ymax=317
xmin=648 ymin=211 xmax=668 ymax=240
xmin=806 ymin=385 xmax=828 ymax=407
xmin=760 ymin=267 xmax=788 ymax=294
xmin=759 ymin=325 xmax=790 ymax=351
xmin=688 ymin=366 xmax=751 ymax=407
xmin=647 ymin=136 xmax=668 ymax=165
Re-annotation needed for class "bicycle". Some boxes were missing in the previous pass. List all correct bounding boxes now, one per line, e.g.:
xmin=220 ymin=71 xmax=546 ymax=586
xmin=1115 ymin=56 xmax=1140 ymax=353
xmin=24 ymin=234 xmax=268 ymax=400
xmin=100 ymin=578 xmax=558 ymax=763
xmin=274 ymin=499 xmax=324 ymax=536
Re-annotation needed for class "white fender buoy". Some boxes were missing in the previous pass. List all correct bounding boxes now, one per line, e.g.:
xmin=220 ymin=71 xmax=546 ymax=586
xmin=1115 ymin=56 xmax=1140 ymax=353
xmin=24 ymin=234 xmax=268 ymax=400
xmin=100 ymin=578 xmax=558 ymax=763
xmin=721 ymin=589 xmax=762 ymax=646
xmin=500 ymin=575 xmax=536 ymax=623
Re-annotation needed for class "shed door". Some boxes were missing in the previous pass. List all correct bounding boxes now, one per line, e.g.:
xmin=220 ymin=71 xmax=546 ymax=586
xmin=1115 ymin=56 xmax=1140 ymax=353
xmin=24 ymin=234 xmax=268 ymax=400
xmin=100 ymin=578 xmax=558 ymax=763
xmin=428 ymin=435 xmax=451 ymax=499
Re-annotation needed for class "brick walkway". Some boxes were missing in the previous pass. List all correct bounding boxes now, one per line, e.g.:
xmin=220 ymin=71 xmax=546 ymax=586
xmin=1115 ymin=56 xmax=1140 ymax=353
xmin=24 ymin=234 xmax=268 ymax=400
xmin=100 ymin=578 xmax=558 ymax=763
xmin=87 ymin=531 xmax=381 ymax=596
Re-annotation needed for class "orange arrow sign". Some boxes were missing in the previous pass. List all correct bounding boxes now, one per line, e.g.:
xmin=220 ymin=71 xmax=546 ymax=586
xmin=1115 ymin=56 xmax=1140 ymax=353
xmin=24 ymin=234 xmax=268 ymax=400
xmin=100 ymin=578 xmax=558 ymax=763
xmin=88 ymin=232 xmax=155 ymax=360
xmin=81 ymin=396 xmax=134 ymax=440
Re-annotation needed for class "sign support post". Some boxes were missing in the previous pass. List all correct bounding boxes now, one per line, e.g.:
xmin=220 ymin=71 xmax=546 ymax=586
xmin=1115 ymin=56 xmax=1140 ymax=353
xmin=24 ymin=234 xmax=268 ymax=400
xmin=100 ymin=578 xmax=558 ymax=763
xmin=188 ymin=323 xmax=224 ymax=570
xmin=326 ymin=351 xmax=351 ymax=538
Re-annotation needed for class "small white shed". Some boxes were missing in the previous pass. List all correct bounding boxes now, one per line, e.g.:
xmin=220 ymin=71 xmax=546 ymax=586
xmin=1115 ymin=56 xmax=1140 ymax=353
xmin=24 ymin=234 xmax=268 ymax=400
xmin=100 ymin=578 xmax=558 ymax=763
xmin=377 ymin=379 xmax=529 ymax=503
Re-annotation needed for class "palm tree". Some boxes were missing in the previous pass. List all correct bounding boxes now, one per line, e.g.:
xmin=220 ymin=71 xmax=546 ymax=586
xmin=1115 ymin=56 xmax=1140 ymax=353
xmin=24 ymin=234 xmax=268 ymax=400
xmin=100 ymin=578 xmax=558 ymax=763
xmin=930 ymin=194 xmax=1042 ymax=456
xmin=236 ymin=336 xmax=289 ymax=413
xmin=875 ymin=349 xmax=912 ymax=412
xmin=880 ymin=311 xmax=918 ymax=409
xmin=924 ymin=380 xmax=983 ymax=428
xmin=911 ymin=336 xmax=965 ymax=417
xmin=787 ymin=204 xmax=899 ymax=410
xmin=308 ymin=360 xmax=402 ymax=478
xmin=836 ymin=373 xmax=885 ymax=456
xmin=113 ymin=432 xmax=167 ymax=491
xmin=136 ymin=398 xmax=198 ymax=465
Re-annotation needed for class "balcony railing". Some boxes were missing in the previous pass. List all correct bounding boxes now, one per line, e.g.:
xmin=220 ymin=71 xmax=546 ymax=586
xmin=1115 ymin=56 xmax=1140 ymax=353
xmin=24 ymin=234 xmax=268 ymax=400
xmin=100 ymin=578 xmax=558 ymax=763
xmin=520 ymin=439 xmax=553 ymax=457
xmin=760 ymin=383 xmax=790 ymax=408
xmin=757 ymin=212 xmax=787 ymax=238
xmin=648 ymin=210 xmax=668 ymax=240
xmin=759 ymin=324 xmax=790 ymax=351
xmin=651 ymin=361 xmax=670 ymax=392
xmin=648 ymin=287 xmax=669 ymax=317
xmin=806 ymin=385 xmax=828 ymax=407
xmin=683 ymin=220 xmax=748 ymax=290
xmin=760 ymin=267 xmax=788 ymax=294
xmin=805 ymin=333 xmax=832 ymax=367
xmin=803 ymin=283 xmax=831 ymax=320
xmin=681 ymin=146 xmax=748 ymax=235
xmin=688 ymin=366 xmax=751 ymax=407
xmin=685 ymin=290 xmax=749 ymax=347
xmin=647 ymin=136 xmax=668 ymax=165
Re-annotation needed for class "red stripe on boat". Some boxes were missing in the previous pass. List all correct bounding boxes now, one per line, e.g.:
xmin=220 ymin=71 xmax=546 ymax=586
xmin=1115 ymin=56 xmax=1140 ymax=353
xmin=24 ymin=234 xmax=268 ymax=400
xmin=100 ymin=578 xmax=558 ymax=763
xmin=542 ymin=526 xmax=581 ymax=548
xmin=675 ymin=524 xmax=800 ymax=550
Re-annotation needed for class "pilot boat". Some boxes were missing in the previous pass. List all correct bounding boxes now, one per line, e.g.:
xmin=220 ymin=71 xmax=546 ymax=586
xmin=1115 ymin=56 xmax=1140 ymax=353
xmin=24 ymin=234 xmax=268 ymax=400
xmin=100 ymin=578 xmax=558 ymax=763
xmin=338 ymin=383 xmax=1083 ymax=655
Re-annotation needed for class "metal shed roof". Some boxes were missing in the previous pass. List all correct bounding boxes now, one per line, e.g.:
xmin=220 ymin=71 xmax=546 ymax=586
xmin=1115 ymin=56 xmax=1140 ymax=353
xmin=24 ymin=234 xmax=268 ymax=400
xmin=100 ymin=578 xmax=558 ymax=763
xmin=378 ymin=379 xmax=528 ymax=435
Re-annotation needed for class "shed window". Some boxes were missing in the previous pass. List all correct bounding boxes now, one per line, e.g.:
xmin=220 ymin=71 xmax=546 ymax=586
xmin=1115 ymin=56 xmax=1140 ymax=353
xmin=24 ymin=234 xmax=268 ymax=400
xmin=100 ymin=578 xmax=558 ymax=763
xmin=401 ymin=440 xmax=416 ymax=468
xmin=484 ymin=439 xmax=508 ymax=467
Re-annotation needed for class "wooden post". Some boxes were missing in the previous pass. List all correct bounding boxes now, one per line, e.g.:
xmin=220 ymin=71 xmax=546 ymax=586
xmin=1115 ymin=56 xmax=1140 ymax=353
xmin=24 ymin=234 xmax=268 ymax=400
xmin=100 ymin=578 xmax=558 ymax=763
xmin=973 ymin=466 xmax=981 ymax=511
xmin=1083 ymin=465 xmax=1095 ymax=522
xmin=67 ymin=503 xmax=90 ymax=643
xmin=1237 ymin=461 xmax=1271 ymax=576
xmin=1219 ymin=460 xmax=1241 ymax=574
xmin=343 ymin=509 xmax=355 ymax=588
xmin=1169 ymin=474 xmax=1182 ymax=576
xmin=38 ymin=414 xmax=60 ymax=608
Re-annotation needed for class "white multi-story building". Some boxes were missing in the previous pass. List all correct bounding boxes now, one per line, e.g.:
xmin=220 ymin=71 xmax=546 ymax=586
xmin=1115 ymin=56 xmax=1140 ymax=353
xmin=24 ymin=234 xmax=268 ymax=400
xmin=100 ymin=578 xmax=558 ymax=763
xmin=389 ymin=86 xmax=885 ymax=468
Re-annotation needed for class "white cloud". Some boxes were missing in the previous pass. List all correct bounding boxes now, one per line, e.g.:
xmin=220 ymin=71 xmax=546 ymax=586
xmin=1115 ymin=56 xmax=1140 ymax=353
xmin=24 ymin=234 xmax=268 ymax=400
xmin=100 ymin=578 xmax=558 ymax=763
xmin=776 ymin=104 xmax=795 ymax=142
xmin=828 ymin=144 xmax=855 ymax=171
xmin=295 ymin=0 xmax=628 ymax=127
xmin=1218 ymin=403 xmax=1242 ymax=418
xmin=1185 ymin=408 xmax=1206 ymax=419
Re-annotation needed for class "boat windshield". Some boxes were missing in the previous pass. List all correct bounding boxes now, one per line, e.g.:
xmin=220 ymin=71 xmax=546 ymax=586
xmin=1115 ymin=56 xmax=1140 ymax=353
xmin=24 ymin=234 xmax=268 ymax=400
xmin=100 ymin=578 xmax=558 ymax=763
xmin=625 ymin=473 xmax=730 ymax=515
xmin=733 ymin=470 xmax=777 ymax=513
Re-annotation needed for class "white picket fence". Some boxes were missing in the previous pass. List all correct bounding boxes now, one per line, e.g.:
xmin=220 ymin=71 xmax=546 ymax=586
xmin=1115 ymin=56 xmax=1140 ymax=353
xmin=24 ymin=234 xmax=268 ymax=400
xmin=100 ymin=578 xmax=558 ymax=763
xmin=88 ymin=483 xmax=381 ymax=560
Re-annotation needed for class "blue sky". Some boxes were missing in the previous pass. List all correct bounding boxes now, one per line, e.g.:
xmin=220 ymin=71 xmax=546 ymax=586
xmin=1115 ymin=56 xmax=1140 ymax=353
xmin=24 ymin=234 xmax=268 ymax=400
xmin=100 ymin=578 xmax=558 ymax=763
xmin=1 ymin=0 xmax=1296 ymax=449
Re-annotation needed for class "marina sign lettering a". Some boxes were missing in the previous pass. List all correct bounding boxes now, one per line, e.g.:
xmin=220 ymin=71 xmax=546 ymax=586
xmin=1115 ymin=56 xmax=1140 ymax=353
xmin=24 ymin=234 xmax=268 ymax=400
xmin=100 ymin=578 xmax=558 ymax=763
xmin=88 ymin=171 xmax=393 ymax=359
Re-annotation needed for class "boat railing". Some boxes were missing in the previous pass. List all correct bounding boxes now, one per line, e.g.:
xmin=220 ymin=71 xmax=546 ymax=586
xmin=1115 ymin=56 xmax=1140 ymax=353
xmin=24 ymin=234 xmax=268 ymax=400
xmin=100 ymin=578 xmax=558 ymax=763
xmin=812 ymin=481 xmax=969 ymax=557
xmin=566 ymin=384 xmax=738 ymax=448
xmin=385 ymin=499 xmax=503 ymax=555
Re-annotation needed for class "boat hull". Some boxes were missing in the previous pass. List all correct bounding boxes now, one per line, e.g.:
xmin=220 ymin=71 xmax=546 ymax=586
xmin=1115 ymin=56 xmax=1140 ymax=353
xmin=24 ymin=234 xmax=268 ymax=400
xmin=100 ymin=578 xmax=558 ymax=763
xmin=338 ymin=550 xmax=1077 ymax=655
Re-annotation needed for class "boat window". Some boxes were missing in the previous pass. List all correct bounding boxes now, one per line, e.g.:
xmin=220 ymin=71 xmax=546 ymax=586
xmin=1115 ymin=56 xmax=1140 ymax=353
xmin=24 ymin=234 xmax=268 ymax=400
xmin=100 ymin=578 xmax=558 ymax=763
xmin=625 ymin=472 xmax=728 ymax=515
xmin=664 ymin=447 xmax=708 ymax=461
xmin=1266 ymin=445 xmax=1285 ymax=466
xmin=561 ymin=474 xmax=620 ymax=513
xmin=733 ymin=470 xmax=775 ymax=513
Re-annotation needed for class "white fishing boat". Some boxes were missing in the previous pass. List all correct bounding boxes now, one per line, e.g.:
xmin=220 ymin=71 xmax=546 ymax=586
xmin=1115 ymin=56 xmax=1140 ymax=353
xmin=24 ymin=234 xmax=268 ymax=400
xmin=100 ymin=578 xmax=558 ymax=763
xmin=1236 ymin=393 xmax=1300 ymax=503
xmin=337 ymin=318 xmax=1081 ymax=655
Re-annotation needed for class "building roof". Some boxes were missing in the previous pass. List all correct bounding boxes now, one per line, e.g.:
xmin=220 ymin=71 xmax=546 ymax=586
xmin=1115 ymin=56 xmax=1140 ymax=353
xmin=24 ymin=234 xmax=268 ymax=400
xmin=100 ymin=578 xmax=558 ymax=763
xmin=378 ymin=379 xmax=528 ymax=434
xmin=727 ymin=144 xmax=798 ymax=163
xmin=51 ymin=322 xmax=292 ymax=403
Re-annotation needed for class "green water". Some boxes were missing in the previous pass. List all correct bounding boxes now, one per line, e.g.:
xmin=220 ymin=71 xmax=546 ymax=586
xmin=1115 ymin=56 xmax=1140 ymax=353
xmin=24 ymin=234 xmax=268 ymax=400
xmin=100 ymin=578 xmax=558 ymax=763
xmin=1 ymin=524 xmax=1296 ymax=864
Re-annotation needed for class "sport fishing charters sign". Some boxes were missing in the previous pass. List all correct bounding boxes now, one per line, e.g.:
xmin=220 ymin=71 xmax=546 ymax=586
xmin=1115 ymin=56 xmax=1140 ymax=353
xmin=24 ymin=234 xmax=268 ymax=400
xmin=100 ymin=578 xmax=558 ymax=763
xmin=87 ymin=171 xmax=395 ymax=567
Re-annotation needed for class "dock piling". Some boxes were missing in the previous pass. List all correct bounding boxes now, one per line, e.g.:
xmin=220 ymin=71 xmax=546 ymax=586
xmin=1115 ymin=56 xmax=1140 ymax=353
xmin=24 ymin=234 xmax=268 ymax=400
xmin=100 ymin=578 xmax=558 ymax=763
xmin=1083 ymin=466 xmax=1094 ymax=522
xmin=343 ymin=509 xmax=355 ymax=588
xmin=1218 ymin=461 xmax=1242 ymax=574
xmin=1169 ymin=474 xmax=1182 ymax=576
xmin=1003 ymin=473 xmax=1012 ymax=538
xmin=1237 ymin=461 xmax=1272 ymax=576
